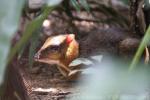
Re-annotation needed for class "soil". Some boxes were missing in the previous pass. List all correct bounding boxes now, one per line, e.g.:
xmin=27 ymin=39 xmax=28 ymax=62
xmin=19 ymin=59 xmax=80 ymax=100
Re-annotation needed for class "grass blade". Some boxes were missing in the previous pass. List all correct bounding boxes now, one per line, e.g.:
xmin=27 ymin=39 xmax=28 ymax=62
xmin=129 ymin=25 xmax=150 ymax=71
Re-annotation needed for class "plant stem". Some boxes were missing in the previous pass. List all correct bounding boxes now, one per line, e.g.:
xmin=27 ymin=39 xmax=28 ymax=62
xmin=129 ymin=25 xmax=150 ymax=71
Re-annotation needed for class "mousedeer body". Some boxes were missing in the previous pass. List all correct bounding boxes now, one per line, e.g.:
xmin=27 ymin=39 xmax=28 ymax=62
xmin=34 ymin=34 xmax=81 ymax=79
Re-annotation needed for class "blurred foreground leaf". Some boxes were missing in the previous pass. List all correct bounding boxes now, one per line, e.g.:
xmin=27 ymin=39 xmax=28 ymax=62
xmin=90 ymin=55 xmax=103 ymax=62
xmin=8 ymin=0 xmax=63 ymax=65
xmin=0 ymin=0 xmax=24 ymax=85
xmin=69 ymin=55 xmax=103 ymax=66
xmin=69 ymin=58 xmax=93 ymax=66
xmin=70 ymin=58 xmax=150 ymax=100
xmin=47 ymin=0 xmax=63 ymax=6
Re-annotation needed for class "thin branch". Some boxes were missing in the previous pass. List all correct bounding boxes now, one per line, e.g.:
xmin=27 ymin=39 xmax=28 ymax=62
xmin=144 ymin=46 xmax=149 ymax=64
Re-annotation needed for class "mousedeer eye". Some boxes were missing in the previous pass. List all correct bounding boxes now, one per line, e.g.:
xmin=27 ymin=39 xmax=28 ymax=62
xmin=51 ymin=45 xmax=60 ymax=51
xmin=45 ymin=45 xmax=60 ymax=52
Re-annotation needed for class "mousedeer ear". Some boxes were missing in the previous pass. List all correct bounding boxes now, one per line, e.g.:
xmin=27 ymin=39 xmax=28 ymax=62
xmin=66 ymin=34 xmax=75 ymax=44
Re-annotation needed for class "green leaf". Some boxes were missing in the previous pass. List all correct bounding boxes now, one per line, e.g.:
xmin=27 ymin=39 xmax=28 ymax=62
xmin=8 ymin=0 xmax=63 ymax=65
xmin=129 ymin=25 xmax=150 ymax=71
xmin=17 ymin=45 xmax=26 ymax=60
xmin=120 ymin=0 xmax=129 ymax=5
xmin=28 ymin=31 xmax=40 ymax=68
xmin=7 ymin=6 xmax=53 ymax=65
xmin=70 ymin=0 xmax=81 ymax=11
xmin=79 ymin=0 xmax=90 ymax=12
xmin=0 ymin=0 xmax=24 ymax=85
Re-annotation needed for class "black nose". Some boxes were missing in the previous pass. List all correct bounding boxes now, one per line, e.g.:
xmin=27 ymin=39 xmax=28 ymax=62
xmin=34 ymin=52 xmax=40 ymax=61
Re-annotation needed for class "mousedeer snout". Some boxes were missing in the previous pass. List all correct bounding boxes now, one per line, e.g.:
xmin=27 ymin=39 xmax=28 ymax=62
xmin=34 ymin=52 xmax=41 ymax=61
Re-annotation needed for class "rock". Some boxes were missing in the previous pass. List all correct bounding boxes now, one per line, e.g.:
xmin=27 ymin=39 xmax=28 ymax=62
xmin=119 ymin=38 xmax=140 ymax=57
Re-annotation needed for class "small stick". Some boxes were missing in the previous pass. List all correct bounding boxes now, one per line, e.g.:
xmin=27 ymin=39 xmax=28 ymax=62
xmin=145 ymin=46 xmax=149 ymax=64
